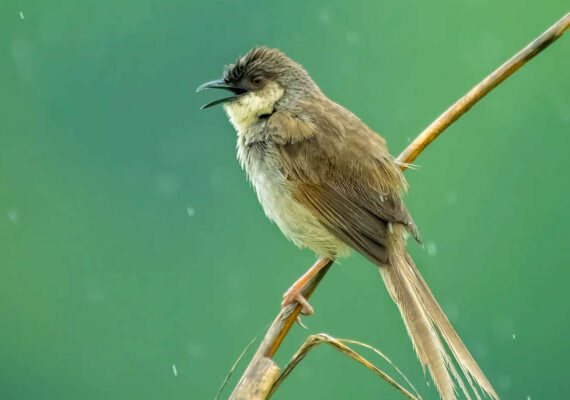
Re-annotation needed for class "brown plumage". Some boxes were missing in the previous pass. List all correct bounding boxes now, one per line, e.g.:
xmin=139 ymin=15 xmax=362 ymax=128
xmin=198 ymin=47 xmax=499 ymax=400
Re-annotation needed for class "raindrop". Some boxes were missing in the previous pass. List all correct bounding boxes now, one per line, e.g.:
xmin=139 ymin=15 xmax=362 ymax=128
xmin=155 ymin=173 xmax=179 ymax=197
xmin=346 ymin=32 xmax=360 ymax=45
xmin=318 ymin=10 xmax=332 ymax=25
xmin=186 ymin=207 xmax=195 ymax=217
xmin=11 ymin=36 xmax=35 ymax=82
xmin=186 ymin=340 xmax=207 ymax=359
xmin=512 ymin=333 xmax=516 ymax=340
xmin=444 ymin=302 xmax=459 ymax=321
xmin=8 ymin=208 xmax=18 ymax=223
xmin=444 ymin=192 xmax=458 ymax=205
xmin=426 ymin=241 xmax=437 ymax=256
xmin=210 ymin=167 xmax=238 ymax=193
xmin=19 ymin=11 xmax=24 ymax=20
xmin=493 ymin=316 xmax=515 ymax=337
xmin=497 ymin=374 xmax=512 ymax=390
xmin=85 ymin=278 xmax=107 ymax=303
xmin=172 ymin=364 xmax=178 ymax=376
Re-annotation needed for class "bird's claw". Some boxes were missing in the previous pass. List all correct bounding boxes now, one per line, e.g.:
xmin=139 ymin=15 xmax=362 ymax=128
xmin=282 ymin=288 xmax=314 ymax=316
xmin=296 ymin=315 xmax=308 ymax=329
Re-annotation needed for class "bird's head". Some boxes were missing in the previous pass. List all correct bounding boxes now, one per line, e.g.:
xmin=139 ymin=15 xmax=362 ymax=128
xmin=197 ymin=47 xmax=318 ymax=133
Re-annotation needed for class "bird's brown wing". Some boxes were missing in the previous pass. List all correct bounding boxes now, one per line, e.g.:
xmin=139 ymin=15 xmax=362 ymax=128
xmin=268 ymin=103 xmax=420 ymax=264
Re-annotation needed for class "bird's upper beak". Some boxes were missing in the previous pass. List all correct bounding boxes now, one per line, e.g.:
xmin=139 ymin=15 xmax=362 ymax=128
xmin=196 ymin=79 xmax=247 ymax=109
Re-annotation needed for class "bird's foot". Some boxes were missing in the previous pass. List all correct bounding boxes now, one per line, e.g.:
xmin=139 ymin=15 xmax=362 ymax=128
xmin=281 ymin=287 xmax=314 ymax=316
xmin=279 ymin=257 xmax=332 ymax=318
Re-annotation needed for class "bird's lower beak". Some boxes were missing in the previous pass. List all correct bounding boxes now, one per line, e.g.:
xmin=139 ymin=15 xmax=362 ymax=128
xmin=196 ymin=79 xmax=247 ymax=109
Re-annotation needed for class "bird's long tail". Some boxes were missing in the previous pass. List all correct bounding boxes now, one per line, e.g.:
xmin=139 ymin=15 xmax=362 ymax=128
xmin=379 ymin=226 xmax=499 ymax=400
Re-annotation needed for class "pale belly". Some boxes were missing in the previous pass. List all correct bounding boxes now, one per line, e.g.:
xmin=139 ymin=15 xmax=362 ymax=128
xmin=237 ymin=140 xmax=349 ymax=259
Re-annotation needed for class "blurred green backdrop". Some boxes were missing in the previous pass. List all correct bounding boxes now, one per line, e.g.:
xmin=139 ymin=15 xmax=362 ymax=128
xmin=1 ymin=1 xmax=569 ymax=399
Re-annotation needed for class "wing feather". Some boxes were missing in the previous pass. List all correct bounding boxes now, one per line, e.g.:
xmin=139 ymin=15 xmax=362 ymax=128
xmin=268 ymin=101 xmax=420 ymax=258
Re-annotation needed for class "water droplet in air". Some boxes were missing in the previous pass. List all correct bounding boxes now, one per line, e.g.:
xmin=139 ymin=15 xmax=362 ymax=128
xmin=346 ymin=32 xmax=360 ymax=45
xmin=155 ymin=173 xmax=179 ymax=197
xmin=444 ymin=192 xmax=458 ymax=205
xmin=8 ymin=208 xmax=18 ymax=223
xmin=172 ymin=364 xmax=178 ymax=376
xmin=318 ymin=10 xmax=331 ymax=24
xmin=426 ymin=241 xmax=437 ymax=256
xmin=186 ymin=207 xmax=195 ymax=217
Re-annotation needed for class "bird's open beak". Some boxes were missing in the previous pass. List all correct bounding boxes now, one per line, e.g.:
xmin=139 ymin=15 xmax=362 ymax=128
xmin=196 ymin=79 xmax=247 ymax=109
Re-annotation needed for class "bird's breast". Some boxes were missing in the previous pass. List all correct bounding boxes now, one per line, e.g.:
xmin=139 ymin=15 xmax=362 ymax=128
xmin=236 ymin=137 xmax=349 ymax=259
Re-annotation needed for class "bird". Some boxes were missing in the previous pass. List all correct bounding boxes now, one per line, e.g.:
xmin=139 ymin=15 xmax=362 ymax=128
xmin=197 ymin=47 xmax=498 ymax=400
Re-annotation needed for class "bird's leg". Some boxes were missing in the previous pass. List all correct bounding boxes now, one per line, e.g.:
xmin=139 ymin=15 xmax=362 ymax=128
xmin=281 ymin=257 xmax=332 ymax=316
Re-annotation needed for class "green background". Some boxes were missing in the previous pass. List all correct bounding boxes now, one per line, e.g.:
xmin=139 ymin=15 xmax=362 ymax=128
xmin=1 ymin=1 xmax=569 ymax=399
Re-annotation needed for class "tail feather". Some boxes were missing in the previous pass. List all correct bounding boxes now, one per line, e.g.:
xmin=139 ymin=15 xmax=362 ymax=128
xmin=378 ymin=226 xmax=499 ymax=400
xmin=380 ymin=265 xmax=457 ymax=400
xmin=404 ymin=254 xmax=499 ymax=400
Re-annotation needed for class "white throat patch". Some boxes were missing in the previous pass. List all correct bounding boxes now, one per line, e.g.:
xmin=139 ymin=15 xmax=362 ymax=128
xmin=223 ymin=82 xmax=284 ymax=136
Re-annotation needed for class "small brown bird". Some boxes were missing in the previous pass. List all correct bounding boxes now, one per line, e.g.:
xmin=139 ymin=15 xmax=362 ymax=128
xmin=198 ymin=47 xmax=498 ymax=400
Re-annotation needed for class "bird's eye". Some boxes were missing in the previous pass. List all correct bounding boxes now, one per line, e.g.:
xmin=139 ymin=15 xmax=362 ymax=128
xmin=251 ymin=76 xmax=264 ymax=87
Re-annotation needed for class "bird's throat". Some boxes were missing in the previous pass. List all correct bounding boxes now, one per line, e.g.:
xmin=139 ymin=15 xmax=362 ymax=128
xmin=223 ymin=83 xmax=284 ymax=137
